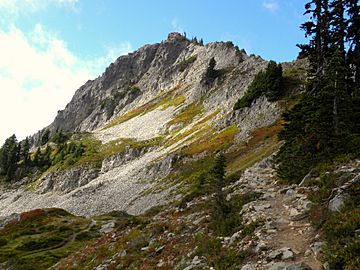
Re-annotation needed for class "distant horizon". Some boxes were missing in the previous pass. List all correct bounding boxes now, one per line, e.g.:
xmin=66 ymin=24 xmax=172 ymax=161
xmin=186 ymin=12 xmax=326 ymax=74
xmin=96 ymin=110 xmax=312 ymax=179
xmin=0 ymin=0 xmax=308 ymax=145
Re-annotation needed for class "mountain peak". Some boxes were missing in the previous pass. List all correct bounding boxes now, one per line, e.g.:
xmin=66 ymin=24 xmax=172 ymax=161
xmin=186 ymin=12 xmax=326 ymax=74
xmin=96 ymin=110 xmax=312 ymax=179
xmin=166 ymin=32 xmax=186 ymax=42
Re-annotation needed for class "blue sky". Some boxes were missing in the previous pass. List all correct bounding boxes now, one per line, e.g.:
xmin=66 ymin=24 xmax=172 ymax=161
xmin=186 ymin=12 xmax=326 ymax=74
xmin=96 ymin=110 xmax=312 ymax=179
xmin=0 ymin=0 xmax=308 ymax=144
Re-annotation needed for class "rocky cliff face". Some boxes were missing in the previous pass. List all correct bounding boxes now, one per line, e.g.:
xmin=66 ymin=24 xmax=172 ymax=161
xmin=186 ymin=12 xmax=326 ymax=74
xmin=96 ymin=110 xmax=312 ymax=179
xmin=0 ymin=33 xmax=282 ymax=217
xmin=50 ymin=33 xmax=261 ymax=133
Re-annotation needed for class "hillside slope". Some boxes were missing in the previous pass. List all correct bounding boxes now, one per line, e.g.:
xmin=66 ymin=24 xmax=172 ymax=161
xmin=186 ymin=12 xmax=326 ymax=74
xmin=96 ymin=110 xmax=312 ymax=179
xmin=0 ymin=33 xmax=285 ymax=217
xmin=0 ymin=33 xmax=333 ymax=270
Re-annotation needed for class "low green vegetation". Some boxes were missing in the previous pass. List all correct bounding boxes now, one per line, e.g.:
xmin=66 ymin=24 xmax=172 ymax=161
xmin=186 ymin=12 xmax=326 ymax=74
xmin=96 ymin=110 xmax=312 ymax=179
xmin=193 ymin=234 xmax=251 ymax=270
xmin=226 ymin=121 xmax=282 ymax=179
xmin=0 ymin=129 xmax=164 ymax=184
xmin=177 ymin=55 xmax=197 ymax=72
xmin=0 ymin=208 xmax=145 ymax=270
xmin=0 ymin=208 xmax=92 ymax=270
xmin=49 ymin=135 xmax=163 ymax=171
xmin=167 ymin=101 xmax=204 ymax=128
xmin=233 ymin=61 xmax=283 ymax=110
xmin=181 ymin=125 xmax=239 ymax=157
xmin=306 ymin=166 xmax=360 ymax=270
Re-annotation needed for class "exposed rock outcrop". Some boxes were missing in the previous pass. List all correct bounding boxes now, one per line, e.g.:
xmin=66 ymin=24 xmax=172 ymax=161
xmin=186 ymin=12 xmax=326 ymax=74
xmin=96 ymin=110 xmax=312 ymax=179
xmin=36 ymin=166 xmax=100 ymax=194
xmin=0 ymin=33 xmax=291 ymax=217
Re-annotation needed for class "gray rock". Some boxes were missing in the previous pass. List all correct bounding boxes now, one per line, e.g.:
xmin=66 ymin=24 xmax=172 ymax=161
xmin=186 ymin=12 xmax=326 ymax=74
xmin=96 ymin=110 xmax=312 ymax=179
xmin=99 ymin=221 xmax=116 ymax=234
xmin=183 ymin=256 xmax=204 ymax=270
xmin=323 ymin=262 xmax=330 ymax=270
xmin=268 ymin=262 xmax=286 ymax=270
xmin=329 ymin=193 xmax=348 ymax=212
xmin=268 ymin=248 xmax=293 ymax=260
xmin=266 ymin=220 xmax=278 ymax=229
xmin=37 ymin=166 xmax=100 ymax=194
xmin=0 ymin=213 xmax=20 ymax=229
xmin=282 ymin=249 xmax=294 ymax=260
xmin=302 ymin=200 xmax=312 ymax=210
xmin=311 ymin=241 xmax=324 ymax=256
xmin=255 ymin=240 xmax=268 ymax=253
xmin=284 ymin=262 xmax=312 ymax=270
xmin=230 ymin=231 xmax=242 ymax=244
xmin=254 ymin=203 xmax=271 ymax=211
xmin=241 ymin=263 xmax=256 ymax=270
xmin=289 ymin=208 xmax=300 ymax=217
xmin=285 ymin=189 xmax=295 ymax=197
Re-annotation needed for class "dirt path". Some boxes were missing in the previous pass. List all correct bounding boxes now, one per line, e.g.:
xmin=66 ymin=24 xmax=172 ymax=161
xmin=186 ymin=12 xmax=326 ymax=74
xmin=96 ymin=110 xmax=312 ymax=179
xmin=265 ymin=192 xmax=323 ymax=270
xmin=236 ymin=159 xmax=323 ymax=270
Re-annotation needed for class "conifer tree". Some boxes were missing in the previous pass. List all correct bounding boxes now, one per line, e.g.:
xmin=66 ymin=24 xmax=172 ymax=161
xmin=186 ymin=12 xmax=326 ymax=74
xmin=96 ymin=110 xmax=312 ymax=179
xmin=211 ymin=153 xmax=226 ymax=211
xmin=0 ymin=135 xmax=19 ymax=181
xmin=41 ymin=129 xmax=50 ymax=145
xmin=345 ymin=0 xmax=360 ymax=92
xmin=276 ymin=0 xmax=360 ymax=183
xmin=20 ymin=137 xmax=30 ymax=166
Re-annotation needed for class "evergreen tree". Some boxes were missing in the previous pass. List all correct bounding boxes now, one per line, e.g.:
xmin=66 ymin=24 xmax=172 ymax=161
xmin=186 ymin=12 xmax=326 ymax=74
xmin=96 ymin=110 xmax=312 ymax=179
xmin=42 ymin=145 xmax=52 ymax=168
xmin=208 ymin=152 xmax=229 ymax=234
xmin=276 ymin=0 xmax=360 ymax=183
xmin=32 ymin=147 xmax=41 ymax=167
xmin=211 ymin=153 xmax=226 ymax=213
xmin=41 ymin=129 xmax=50 ymax=145
xmin=20 ymin=137 xmax=30 ymax=166
xmin=264 ymin=61 xmax=284 ymax=101
xmin=52 ymin=129 xmax=67 ymax=144
xmin=345 ymin=0 xmax=360 ymax=93
xmin=0 ymin=135 xmax=19 ymax=181
xmin=234 ymin=60 xmax=283 ymax=110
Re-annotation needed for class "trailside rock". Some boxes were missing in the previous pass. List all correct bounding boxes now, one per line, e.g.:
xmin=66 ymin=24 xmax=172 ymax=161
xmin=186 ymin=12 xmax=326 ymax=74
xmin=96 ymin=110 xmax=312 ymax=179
xmin=268 ymin=247 xmax=294 ymax=260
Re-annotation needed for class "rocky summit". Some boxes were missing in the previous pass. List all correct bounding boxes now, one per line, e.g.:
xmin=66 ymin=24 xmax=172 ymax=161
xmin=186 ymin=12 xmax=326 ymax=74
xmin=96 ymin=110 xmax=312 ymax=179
xmin=0 ymin=32 xmax=358 ymax=270
xmin=0 ymin=33 xmax=280 ymax=217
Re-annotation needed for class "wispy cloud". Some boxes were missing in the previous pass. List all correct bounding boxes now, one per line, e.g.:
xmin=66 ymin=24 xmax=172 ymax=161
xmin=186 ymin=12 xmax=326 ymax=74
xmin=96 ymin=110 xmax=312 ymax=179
xmin=262 ymin=1 xmax=279 ymax=13
xmin=0 ymin=24 xmax=132 ymax=144
xmin=171 ymin=19 xmax=184 ymax=33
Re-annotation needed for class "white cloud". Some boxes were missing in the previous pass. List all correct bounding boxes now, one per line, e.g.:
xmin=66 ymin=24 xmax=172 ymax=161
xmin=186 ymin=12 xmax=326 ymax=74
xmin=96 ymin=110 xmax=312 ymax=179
xmin=171 ymin=19 xmax=184 ymax=33
xmin=0 ymin=24 xmax=132 ymax=145
xmin=262 ymin=1 xmax=279 ymax=12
